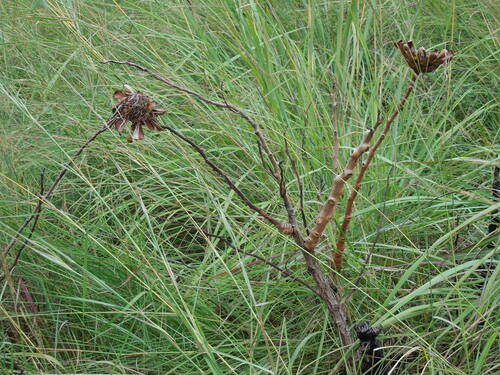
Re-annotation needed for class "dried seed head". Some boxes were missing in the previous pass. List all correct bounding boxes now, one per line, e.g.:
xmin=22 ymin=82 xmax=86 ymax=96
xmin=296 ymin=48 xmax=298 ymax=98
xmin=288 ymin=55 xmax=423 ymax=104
xmin=394 ymin=40 xmax=454 ymax=74
xmin=107 ymin=89 xmax=166 ymax=141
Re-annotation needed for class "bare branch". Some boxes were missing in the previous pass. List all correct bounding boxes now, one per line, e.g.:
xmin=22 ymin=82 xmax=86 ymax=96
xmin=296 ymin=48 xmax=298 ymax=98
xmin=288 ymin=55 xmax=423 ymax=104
xmin=277 ymin=158 xmax=306 ymax=243
xmin=5 ymin=170 xmax=46 ymax=279
xmin=305 ymin=128 xmax=375 ymax=252
xmin=299 ymin=249 xmax=354 ymax=346
xmin=101 ymin=60 xmax=283 ymax=182
xmin=1 ymin=125 xmax=109 ymax=283
xmin=334 ymin=73 xmax=418 ymax=270
xmin=284 ymin=138 xmax=308 ymax=234
xmin=330 ymin=79 xmax=341 ymax=241
xmin=306 ymin=73 xmax=418 ymax=256
xmin=160 ymin=122 xmax=293 ymax=235
xmin=208 ymin=251 xmax=291 ymax=278
xmin=278 ymin=160 xmax=299 ymax=230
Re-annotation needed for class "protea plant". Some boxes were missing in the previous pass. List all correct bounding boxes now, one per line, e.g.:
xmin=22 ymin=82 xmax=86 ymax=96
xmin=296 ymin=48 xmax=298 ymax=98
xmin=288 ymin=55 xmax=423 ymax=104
xmin=108 ymin=87 xmax=166 ymax=142
xmin=394 ymin=40 xmax=454 ymax=74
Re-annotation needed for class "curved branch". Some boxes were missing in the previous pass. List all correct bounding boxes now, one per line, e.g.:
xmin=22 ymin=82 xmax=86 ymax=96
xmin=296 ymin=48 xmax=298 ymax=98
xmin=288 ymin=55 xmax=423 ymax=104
xmin=1 ymin=125 xmax=109 ymax=282
xmin=334 ymin=73 xmax=418 ymax=270
xmin=161 ymin=122 xmax=293 ymax=234
xmin=101 ymin=60 xmax=282 ymax=181
xmin=102 ymin=59 xmax=302 ymax=238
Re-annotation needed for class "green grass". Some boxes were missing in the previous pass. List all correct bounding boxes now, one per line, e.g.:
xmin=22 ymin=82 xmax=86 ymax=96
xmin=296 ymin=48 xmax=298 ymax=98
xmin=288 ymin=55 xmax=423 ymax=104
xmin=1 ymin=0 xmax=498 ymax=374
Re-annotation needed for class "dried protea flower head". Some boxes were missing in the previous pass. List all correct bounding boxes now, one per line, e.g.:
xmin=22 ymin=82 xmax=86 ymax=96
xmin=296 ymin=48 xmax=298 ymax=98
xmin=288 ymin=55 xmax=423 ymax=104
xmin=394 ymin=40 xmax=454 ymax=74
xmin=107 ymin=87 xmax=166 ymax=142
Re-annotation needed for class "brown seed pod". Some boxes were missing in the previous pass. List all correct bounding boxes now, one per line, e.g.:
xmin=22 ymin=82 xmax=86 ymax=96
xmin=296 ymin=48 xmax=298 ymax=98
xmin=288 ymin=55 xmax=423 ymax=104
xmin=394 ymin=40 xmax=454 ymax=74
xmin=107 ymin=90 xmax=166 ymax=141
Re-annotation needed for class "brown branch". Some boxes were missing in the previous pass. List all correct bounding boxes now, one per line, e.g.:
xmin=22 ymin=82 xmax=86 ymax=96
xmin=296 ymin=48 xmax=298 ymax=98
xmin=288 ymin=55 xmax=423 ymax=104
xmin=284 ymin=138 xmax=308 ymax=234
xmin=102 ymin=59 xmax=301 ymax=238
xmin=101 ymin=60 xmax=283 ymax=182
xmin=257 ymin=136 xmax=272 ymax=178
xmin=5 ymin=170 xmax=46 ymax=279
xmin=299 ymin=249 xmax=354 ymax=347
xmin=278 ymin=160 xmax=300 ymax=234
xmin=203 ymin=232 xmax=319 ymax=296
xmin=1 ymin=125 xmax=109 ymax=283
xmin=278 ymin=138 xmax=305 ymax=242
xmin=334 ymin=73 xmax=418 ymax=270
xmin=305 ymin=128 xmax=375 ymax=252
xmin=103 ymin=59 xmax=360 ymax=350
xmin=208 ymin=251 xmax=291 ymax=279
xmin=160 ymin=122 xmax=293 ymax=234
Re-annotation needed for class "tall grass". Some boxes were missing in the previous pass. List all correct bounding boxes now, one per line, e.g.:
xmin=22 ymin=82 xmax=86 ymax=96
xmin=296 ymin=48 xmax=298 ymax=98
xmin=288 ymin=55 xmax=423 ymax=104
xmin=0 ymin=0 xmax=498 ymax=374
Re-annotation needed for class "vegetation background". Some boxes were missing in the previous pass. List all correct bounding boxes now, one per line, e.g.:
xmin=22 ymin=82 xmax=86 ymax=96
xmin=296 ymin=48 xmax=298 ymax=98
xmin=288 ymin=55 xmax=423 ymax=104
xmin=0 ymin=0 xmax=498 ymax=374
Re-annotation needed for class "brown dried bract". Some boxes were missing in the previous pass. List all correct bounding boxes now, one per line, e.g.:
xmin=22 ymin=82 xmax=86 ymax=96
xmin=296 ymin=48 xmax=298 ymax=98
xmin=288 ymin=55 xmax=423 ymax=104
xmin=107 ymin=90 xmax=166 ymax=142
xmin=394 ymin=40 xmax=453 ymax=74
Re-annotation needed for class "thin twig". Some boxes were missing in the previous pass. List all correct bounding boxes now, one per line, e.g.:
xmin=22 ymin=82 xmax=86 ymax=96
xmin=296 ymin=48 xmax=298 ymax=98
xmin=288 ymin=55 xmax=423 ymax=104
xmin=278 ymin=160 xmax=299 ymax=232
xmin=276 ymin=139 xmax=303 ymax=241
xmin=334 ymin=73 xmax=418 ymax=270
xmin=345 ymin=165 xmax=394 ymax=300
xmin=101 ymin=60 xmax=282 ymax=182
xmin=203 ymin=231 xmax=320 ymax=297
xmin=257 ymin=137 xmax=272 ymax=178
xmin=1 ymin=125 xmax=109 ymax=283
xmin=160 ymin=122 xmax=293 ymax=234
xmin=284 ymin=138 xmax=308 ymax=234
xmin=330 ymin=79 xmax=341 ymax=175
xmin=330 ymin=79 xmax=341 ymax=241
xmin=6 ymin=170 xmax=46 ymax=278
xmin=208 ymin=251 xmax=291 ymax=279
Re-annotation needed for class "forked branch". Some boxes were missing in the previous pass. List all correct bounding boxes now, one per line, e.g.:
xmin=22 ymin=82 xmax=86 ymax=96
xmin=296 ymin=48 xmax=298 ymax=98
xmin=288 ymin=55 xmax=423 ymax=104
xmin=305 ymin=128 xmax=375 ymax=252
xmin=102 ymin=59 xmax=299 ymax=237
xmin=334 ymin=73 xmax=418 ymax=270
xmin=99 ymin=40 xmax=452 ymax=359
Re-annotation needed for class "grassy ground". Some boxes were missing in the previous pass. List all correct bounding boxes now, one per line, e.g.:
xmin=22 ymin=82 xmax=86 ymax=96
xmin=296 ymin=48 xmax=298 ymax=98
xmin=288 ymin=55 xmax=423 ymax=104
xmin=1 ymin=0 xmax=498 ymax=374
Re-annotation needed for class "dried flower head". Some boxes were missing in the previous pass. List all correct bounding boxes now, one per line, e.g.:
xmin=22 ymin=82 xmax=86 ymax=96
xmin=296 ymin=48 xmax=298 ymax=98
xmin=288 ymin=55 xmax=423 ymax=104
xmin=394 ymin=40 xmax=454 ymax=74
xmin=107 ymin=89 xmax=166 ymax=142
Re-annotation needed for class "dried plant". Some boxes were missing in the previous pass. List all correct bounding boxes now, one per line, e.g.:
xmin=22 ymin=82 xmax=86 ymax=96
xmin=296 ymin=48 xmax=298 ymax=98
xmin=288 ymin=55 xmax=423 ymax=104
xmin=394 ymin=40 xmax=454 ymax=74
xmin=2 ymin=40 xmax=455 ymax=373
xmin=109 ymin=89 xmax=166 ymax=141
